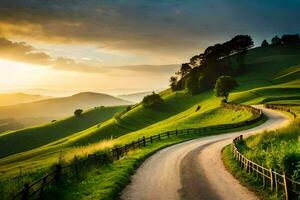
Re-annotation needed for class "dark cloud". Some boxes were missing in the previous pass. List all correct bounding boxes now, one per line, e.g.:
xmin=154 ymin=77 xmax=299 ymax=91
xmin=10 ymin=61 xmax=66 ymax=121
xmin=0 ymin=0 xmax=299 ymax=57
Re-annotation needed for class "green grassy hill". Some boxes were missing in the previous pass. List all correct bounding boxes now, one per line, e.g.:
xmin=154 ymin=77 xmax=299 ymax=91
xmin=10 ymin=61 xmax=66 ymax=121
xmin=0 ymin=106 xmax=126 ymax=158
xmin=0 ymin=92 xmax=131 ymax=130
xmin=0 ymin=45 xmax=299 ymax=184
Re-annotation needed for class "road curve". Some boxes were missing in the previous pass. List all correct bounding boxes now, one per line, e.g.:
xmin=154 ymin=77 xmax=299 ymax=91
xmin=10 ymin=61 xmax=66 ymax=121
xmin=121 ymin=106 xmax=291 ymax=200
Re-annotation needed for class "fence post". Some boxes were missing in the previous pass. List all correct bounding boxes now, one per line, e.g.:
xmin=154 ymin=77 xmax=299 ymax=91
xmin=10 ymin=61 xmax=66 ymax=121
xmin=21 ymin=183 xmax=29 ymax=200
xmin=167 ymin=132 xmax=170 ymax=138
xmin=175 ymin=129 xmax=178 ymax=136
xmin=262 ymin=167 xmax=265 ymax=188
xmin=150 ymin=136 xmax=153 ymax=143
xmin=158 ymin=134 xmax=161 ymax=140
xmin=55 ymin=164 xmax=62 ymax=182
xmin=283 ymin=172 xmax=288 ymax=200
xmin=269 ymin=168 xmax=274 ymax=192
xmin=274 ymin=171 xmax=278 ymax=194
xmin=143 ymin=136 xmax=146 ymax=147
xmin=39 ymin=176 xmax=47 ymax=198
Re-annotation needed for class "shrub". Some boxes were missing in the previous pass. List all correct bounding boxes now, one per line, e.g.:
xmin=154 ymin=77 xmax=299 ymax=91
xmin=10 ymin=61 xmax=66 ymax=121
xmin=141 ymin=92 xmax=163 ymax=108
xmin=126 ymin=105 xmax=131 ymax=112
xmin=282 ymin=153 xmax=300 ymax=179
xmin=74 ymin=109 xmax=83 ymax=116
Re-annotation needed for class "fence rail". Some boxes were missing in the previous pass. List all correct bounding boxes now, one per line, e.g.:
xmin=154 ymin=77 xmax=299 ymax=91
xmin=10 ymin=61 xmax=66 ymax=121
xmin=265 ymin=104 xmax=298 ymax=118
xmin=232 ymin=135 xmax=300 ymax=200
xmin=12 ymin=103 xmax=263 ymax=200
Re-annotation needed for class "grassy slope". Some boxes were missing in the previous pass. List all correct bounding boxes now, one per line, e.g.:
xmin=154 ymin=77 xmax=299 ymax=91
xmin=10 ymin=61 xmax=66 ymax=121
xmin=1 ymin=45 xmax=300 ymax=191
xmin=0 ymin=106 xmax=126 ymax=158
xmin=230 ymin=45 xmax=300 ymax=104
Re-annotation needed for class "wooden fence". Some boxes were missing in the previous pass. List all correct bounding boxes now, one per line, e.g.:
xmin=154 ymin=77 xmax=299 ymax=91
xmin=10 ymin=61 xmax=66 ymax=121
xmin=12 ymin=103 xmax=263 ymax=200
xmin=265 ymin=104 xmax=298 ymax=118
xmin=232 ymin=136 xmax=300 ymax=200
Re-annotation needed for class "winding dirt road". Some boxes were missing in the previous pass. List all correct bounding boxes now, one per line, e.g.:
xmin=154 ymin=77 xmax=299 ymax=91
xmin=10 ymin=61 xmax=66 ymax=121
xmin=121 ymin=106 xmax=291 ymax=200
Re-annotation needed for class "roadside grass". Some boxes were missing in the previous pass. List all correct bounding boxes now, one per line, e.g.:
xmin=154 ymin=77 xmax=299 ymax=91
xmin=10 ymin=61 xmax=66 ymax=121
xmin=222 ymin=145 xmax=282 ymax=200
xmin=242 ymin=118 xmax=300 ymax=179
xmin=222 ymin=107 xmax=299 ymax=200
xmin=0 ymin=106 xmax=126 ymax=158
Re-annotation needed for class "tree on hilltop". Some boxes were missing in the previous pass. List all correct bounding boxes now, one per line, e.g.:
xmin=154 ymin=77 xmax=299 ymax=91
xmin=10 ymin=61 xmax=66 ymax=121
xmin=261 ymin=40 xmax=269 ymax=47
xmin=271 ymin=35 xmax=281 ymax=45
xmin=74 ymin=109 xmax=83 ymax=116
xmin=176 ymin=63 xmax=192 ymax=77
xmin=142 ymin=92 xmax=163 ymax=108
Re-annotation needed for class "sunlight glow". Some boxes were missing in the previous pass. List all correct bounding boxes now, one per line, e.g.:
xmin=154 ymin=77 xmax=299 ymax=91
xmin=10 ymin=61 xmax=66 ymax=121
xmin=0 ymin=59 xmax=53 ymax=91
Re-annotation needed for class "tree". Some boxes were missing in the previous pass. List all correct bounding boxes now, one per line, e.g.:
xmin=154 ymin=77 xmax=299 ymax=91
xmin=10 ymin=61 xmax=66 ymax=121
xmin=185 ymin=73 xmax=200 ymax=95
xmin=271 ymin=35 xmax=281 ymax=45
xmin=142 ymin=92 xmax=163 ymax=108
xmin=214 ymin=76 xmax=238 ymax=102
xmin=281 ymin=34 xmax=300 ymax=45
xmin=176 ymin=63 xmax=191 ymax=77
xmin=190 ymin=55 xmax=201 ymax=67
xmin=169 ymin=76 xmax=178 ymax=91
xmin=74 ymin=109 xmax=83 ymax=116
xmin=230 ymin=35 xmax=254 ymax=51
xmin=261 ymin=40 xmax=269 ymax=47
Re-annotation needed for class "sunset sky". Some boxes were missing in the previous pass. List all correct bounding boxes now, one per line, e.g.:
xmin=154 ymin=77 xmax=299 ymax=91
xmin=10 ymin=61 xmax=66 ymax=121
xmin=0 ymin=0 xmax=299 ymax=96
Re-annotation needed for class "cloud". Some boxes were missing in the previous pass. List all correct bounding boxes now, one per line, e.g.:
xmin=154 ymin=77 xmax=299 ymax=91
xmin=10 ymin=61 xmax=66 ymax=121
xmin=0 ymin=38 xmax=52 ymax=65
xmin=0 ymin=0 xmax=298 ymax=58
xmin=0 ymin=37 xmax=104 ymax=73
xmin=0 ymin=37 xmax=179 ymax=75
xmin=0 ymin=0 xmax=299 ymax=60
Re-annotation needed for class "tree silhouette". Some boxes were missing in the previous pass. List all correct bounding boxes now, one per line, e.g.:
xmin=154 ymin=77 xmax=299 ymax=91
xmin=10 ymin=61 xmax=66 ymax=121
xmin=169 ymin=76 xmax=178 ymax=91
xmin=74 ymin=109 xmax=83 ymax=116
xmin=176 ymin=63 xmax=192 ymax=77
xmin=271 ymin=35 xmax=281 ymax=45
xmin=230 ymin=35 xmax=254 ymax=51
xmin=214 ymin=76 xmax=238 ymax=102
xmin=261 ymin=40 xmax=269 ymax=47
xmin=281 ymin=34 xmax=300 ymax=45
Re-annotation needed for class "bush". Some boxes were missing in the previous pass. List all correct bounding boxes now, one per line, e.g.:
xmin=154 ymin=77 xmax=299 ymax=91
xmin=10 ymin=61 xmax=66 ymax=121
xmin=141 ymin=92 xmax=163 ymax=108
xmin=74 ymin=109 xmax=83 ymax=116
xmin=126 ymin=105 xmax=131 ymax=112
xmin=282 ymin=153 xmax=300 ymax=179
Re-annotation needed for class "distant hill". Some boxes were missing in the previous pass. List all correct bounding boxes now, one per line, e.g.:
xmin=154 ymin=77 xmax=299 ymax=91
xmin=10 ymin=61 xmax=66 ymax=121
xmin=118 ymin=90 xmax=164 ymax=103
xmin=0 ymin=92 xmax=131 ymax=130
xmin=118 ymin=91 xmax=153 ymax=103
xmin=0 ymin=93 xmax=50 ymax=106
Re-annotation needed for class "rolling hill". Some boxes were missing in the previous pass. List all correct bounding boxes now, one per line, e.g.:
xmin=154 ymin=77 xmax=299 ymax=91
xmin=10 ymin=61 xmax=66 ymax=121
xmin=0 ymin=44 xmax=299 ymax=190
xmin=0 ymin=93 xmax=51 ymax=106
xmin=0 ymin=92 xmax=131 ymax=131
xmin=0 ymin=105 xmax=126 ymax=158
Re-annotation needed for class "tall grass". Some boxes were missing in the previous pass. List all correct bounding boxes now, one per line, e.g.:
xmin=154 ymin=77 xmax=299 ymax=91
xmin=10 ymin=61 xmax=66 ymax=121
xmin=242 ymin=118 xmax=300 ymax=180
